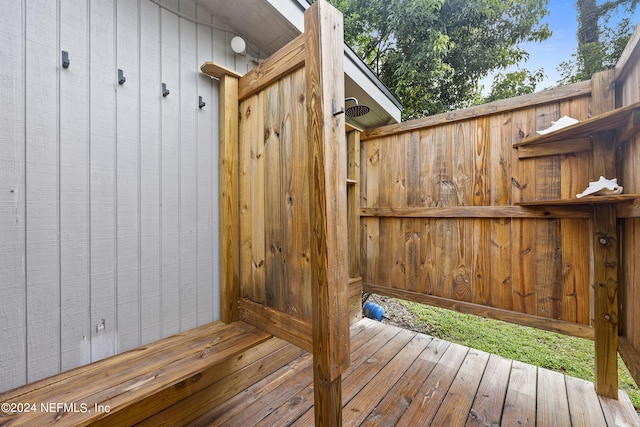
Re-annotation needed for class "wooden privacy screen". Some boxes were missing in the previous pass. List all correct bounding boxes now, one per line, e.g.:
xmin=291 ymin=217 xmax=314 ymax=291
xmin=207 ymin=1 xmax=350 ymax=423
xmin=236 ymin=3 xmax=350 ymax=364
xmin=360 ymin=89 xmax=596 ymax=337
xmin=237 ymin=65 xmax=316 ymax=346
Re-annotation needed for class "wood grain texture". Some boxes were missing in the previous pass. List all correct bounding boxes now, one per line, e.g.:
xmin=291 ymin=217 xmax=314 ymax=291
xmin=591 ymin=69 xmax=620 ymax=399
xmin=537 ymin=368 xmax=571 ymax=426
xmin=237 ymin=319 xmax=638 ymax=426
xmin=565 ymin=375 xmax=608 ymax=426
xmin=347 ymin=130 xmax=361 ymax=279
xmin=361 ymin=80 xmax=592 ymax=140
xmin=0 ymin=321 xmax=273 ymax=427
xmin=284 ymin=68 xmax=312 ymax=320
xmin=359 ymin=91 xmax=596 ymax=326
xmin=360 ymin=205 xmax=592 ymax=218
xmin=593 ymin=203 xmax=619 ymax=398
xmin=239 ymin=298 xmax=312 ymax=352
xmin=238 ymin=34 xmax=305 ymax=101
xmin=238 ymin=94 xmax=258 ymax=303
xmin=305 ymin=2 xmax=349 ymax=424
xmin=238 ymin=70 xmax=314 ymax=323
xmin=466 ymin=354 xmax=512 ymax=426
xmin=219 ymin=74 xmax=240 ymax=322
xmin=502 ymin=360 xmax=537 ymax=427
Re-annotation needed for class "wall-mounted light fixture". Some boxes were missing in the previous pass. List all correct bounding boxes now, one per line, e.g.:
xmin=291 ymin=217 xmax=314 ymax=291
xmin=230 ymin=36 xmax=246 ymax=55
xmin=118 ymin=69 xmax=126 ymax=85
xmin=62 ymin=51 xmax=70 ymax=68
xmin=162 ymin=83 xmax=170 ymax=97
xmin=230 ymin=35 xmax=263 ymax=64
xmin=199 ymin=96 xmax=206 ymax=109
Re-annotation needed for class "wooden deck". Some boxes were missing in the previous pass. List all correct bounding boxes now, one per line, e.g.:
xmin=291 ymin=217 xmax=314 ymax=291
xmin=186 ymin=318 xmax=638 ymax=426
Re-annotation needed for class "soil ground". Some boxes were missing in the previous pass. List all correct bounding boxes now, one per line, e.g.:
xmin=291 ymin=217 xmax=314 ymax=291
xmin=363 ymin=293 xmax=429 ymax=333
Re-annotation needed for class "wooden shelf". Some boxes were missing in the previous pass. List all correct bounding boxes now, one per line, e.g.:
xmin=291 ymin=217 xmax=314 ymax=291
xmin=516 ymin=194 xmax=640 ymax=206
xmin=200 ymin=61 xmax=243 ymax=80
xmin=514 ymin=101 xmax=640 ymax=147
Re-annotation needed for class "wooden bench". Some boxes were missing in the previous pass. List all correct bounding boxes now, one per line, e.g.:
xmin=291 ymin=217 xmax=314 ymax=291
xmin=0 ymin=321 xmax=284 ymax=426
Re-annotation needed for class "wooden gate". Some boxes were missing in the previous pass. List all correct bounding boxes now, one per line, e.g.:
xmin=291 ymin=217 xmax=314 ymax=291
xmin=204 ymin=1 xmax=350 ymax=423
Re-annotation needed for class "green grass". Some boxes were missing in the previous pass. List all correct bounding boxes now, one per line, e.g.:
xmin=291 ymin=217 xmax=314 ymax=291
xmin=401 ymin=301 xmax=640 ymax=412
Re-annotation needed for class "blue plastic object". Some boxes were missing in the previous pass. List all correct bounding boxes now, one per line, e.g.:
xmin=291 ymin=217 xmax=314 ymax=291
xmin=363 ymin=302 xmax=385 ymax=321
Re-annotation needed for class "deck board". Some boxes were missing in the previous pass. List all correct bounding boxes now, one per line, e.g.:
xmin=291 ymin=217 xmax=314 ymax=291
xmin=537 ymin=368 xmax=571 ymax=427
xmin=501 ymin=360 xmax=538 ymax=427
xmin=186 ymin=318 xmax=640 ymax=426
xmin=466 ymin=354 xmax=512 ymax=426
xmin=566 ymin=376 xmax=608 ymax=426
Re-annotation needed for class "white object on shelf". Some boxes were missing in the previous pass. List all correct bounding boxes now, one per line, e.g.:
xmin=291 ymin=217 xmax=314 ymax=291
xmin=576 ymin=176 xmax=623 ymax=198
xmin=536 ymin=115 xmax=580 ymax=135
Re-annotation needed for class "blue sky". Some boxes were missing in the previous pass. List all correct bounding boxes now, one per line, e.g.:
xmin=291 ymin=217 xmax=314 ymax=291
xmin=480 ymin=1 xmax=640 ymax=93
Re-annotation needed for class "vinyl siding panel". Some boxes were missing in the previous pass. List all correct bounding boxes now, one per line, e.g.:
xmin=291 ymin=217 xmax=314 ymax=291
xmin=0 ymin=0 xmax=236 ymax=392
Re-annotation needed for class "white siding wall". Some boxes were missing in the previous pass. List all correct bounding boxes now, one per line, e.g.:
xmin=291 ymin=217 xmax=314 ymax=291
xmin=0 ymin=0 xmax=247 ymax=392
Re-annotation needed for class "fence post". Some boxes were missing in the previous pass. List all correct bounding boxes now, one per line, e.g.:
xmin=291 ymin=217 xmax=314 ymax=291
xmin=305 ymin=0 xmax=350 ymax=424
xmin=591 ymin=69 xmax=619 ymax=399
xmin=219 ymin=73 xmax=241 ymax=323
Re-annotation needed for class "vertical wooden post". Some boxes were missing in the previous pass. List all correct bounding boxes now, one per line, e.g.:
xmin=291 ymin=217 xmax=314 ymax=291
xmin=305 ymin=1 xmax=350 ymax=424
xmin=593 ymin=202 xmax=619 ymax=398
xmin=591 ymin=69 xmax=619 ymax=398
xmin=219 ymin=74 xmax=240 ymax=323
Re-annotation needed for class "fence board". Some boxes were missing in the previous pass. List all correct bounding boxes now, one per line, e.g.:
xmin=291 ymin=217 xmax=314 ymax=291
xmin=284 ymin=69 xmax=312 ymax=319
xmin=264 ymin=81 xmax=284 ymax=311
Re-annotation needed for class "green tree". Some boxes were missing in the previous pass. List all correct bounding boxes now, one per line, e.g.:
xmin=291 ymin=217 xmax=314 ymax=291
xmin=329 ymin=0 xmax=551 ymax=119
xmin=558 ymin=0 xmax=639 ymax=84
xmin=484 ymin=69 xmax=546 ymax=103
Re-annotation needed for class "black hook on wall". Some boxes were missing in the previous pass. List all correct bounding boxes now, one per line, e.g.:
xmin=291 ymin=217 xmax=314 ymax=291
xmin=199 ymin=96 xmax=206 ymax=108
xmin=62 ymin=51 xmax=70 ymax=68
xmin=118 ymin=69 xmax=126 ymax=85
xmin=162 ymin=83 xmax=170 ymax=97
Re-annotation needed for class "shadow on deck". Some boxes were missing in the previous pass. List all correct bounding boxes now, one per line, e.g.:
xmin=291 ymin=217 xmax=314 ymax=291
xmin=184 ymin=318 xmax=639 ymax=426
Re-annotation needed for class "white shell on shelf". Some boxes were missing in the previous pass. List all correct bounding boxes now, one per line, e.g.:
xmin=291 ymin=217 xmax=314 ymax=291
xmin=576 ymin=176 xmax=623 ymax=198
xmin=536 ymin=115 xmax=580 ymax=135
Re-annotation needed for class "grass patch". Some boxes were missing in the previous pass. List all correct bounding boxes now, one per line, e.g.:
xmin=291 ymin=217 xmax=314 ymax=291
xmin=401 ymin=301 xmax=640 ymax=411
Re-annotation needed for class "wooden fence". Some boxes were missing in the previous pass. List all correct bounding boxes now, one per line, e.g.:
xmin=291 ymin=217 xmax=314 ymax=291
xmin=357 ymin=28 xmax=640 ymax=398
xmin=360 ymin=82 xmax=596 ymax=333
